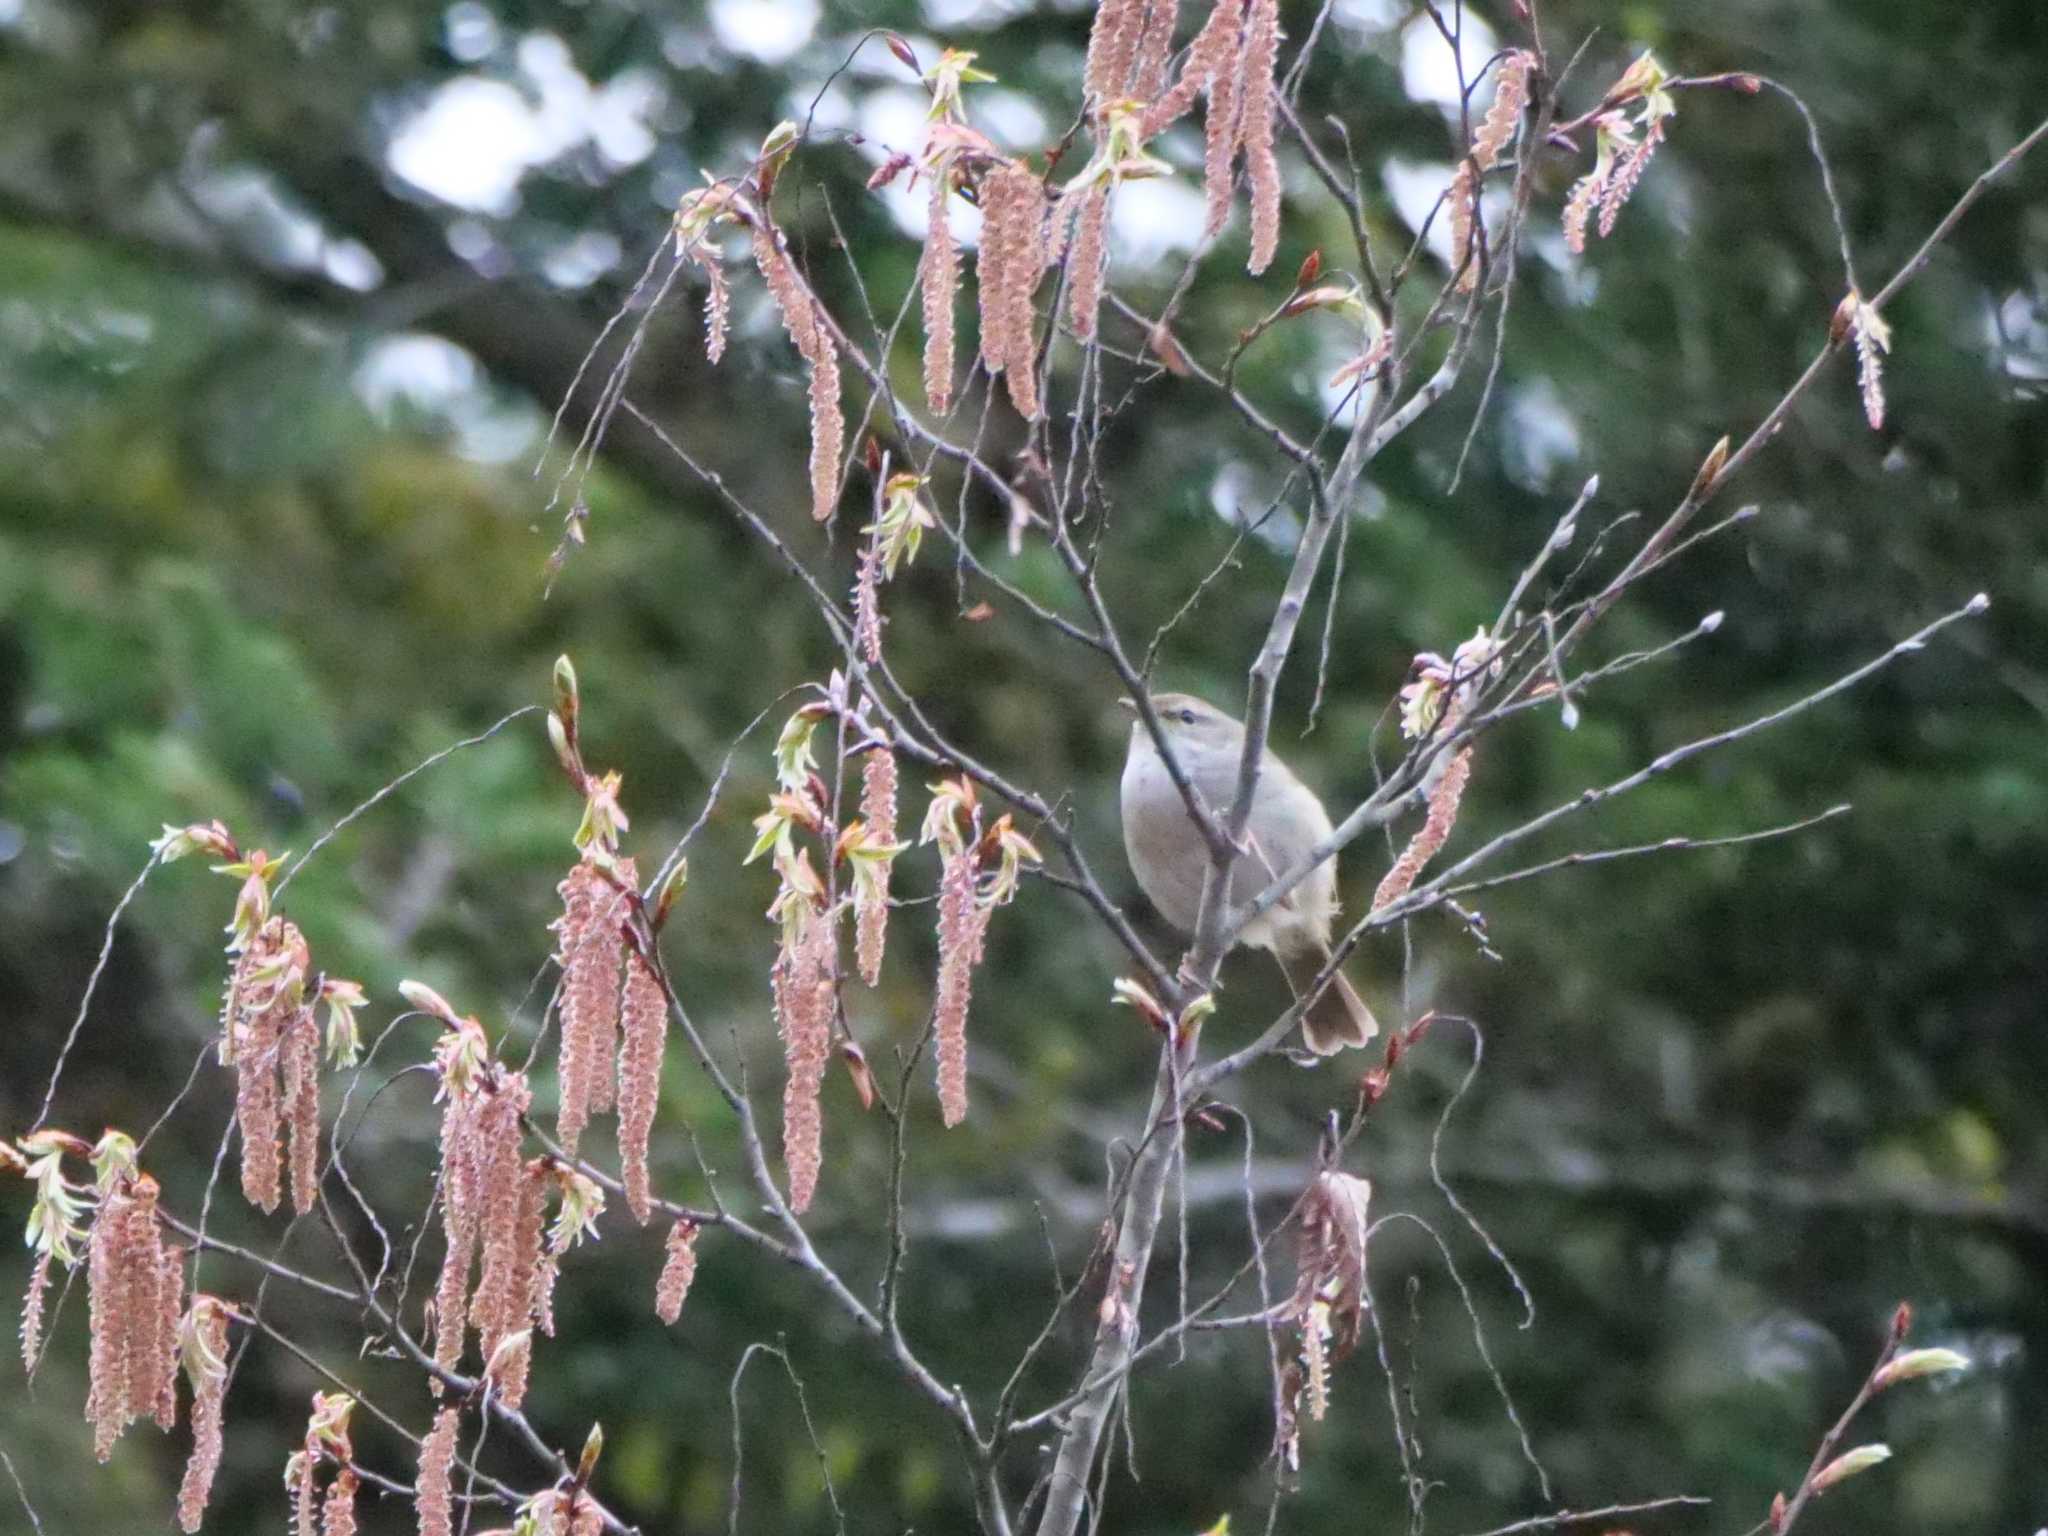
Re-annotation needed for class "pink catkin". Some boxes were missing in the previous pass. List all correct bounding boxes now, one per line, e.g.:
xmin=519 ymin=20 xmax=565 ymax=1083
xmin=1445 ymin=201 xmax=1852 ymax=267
xmin=1240 ymin=0 xmax=1282 ymax=274
xmin=1132 ymin=0 xmax=1180 ymax=101
xmin=1853 ymin=308 xmax=1887 ymax=431
xmin=319 ymin=1469 xmax=359 ymax=1536
xmin=1472 ymin=53 xmax=1530 ymax=169
xmin=697 ymin=254 xmax=731 ymax=364
xmin=1066 ymin=185 xmax=1111 ymax=340
xmin=150 ymin=1244 xmax=184 ymax=1430
xmin=85 ymin=1195 xmax=122 ymax=1458
xmin=1084 ymin=0 xmax=1145 ymax=107
xmin=232 ymin=976 xmax=285 ymax=1213
xmin=415 ymin=1406 xmax=459 ymax=1536
xmin=976 ymin=164 xmax=1046 ymax=419
xmin=1372 ymin=748 xmax=1474 ymax=911
xmin=132 ymin=1204 xmax=175 ymax=1426
xmin=176 ymin=1300 xmax=229 ymax=1534
xmin=552 ymin=859 xmax=624 ymax=1156
xmin=116 ymin=1198 xmax=154 ymax=1422
xmin=618 ymin=946 xmax=668 ymax=1225
xmin=806 ymin=321 xmax=844 ymax=524
xmin=87 ymin=1180 xmax=175 ymax=1461
xmin=431 ymin=1080 xmax=483 ymax=1388
xmin=1562 ymin=170 xmax=1600 ymax=253
xmin=534 ymin=1248 xmax=561 ymax=1338
xmin=1447 ymin=161 xmax=1479 ymax=291
xmin=488 ymin=1334 xmax=533 ymax=1407
xmin=1003 ymin=172 xmax=1047 ymax=404
xmin=1141 ymin=0 xmax=1236 ymax=139
xmin=227 ymin=919 xmax=312 ymax=1215
xmin=1201 ymin=27 xmax=1244 ymax=239
xmin=752 ymin=224 xmax=843 ymax=522
xmin=855 ymin=747 xmax=898 ymax=986
xmin=853 ymin=538 xmax=884 ymax=664
xmin=921 ymin=169 xmax=958 ymax=414
xmin=774 ymin=919 xmax=833 ymax=1212
xmin=1598 ymin=118 xmax=1664 ymax=237
xmin=752 ymin=223 xmax=820 ymax=355
xmin=20 ymin=1247 xmax=50 ymax=1373
xmin=933 ymin=851 xmax=989 ymax=1128
xmin=975 ymin=173 xmax=1015 ymax=375
xmin=282 ymin=1006 xmax=321 ymax=1216
xmin=654 ymin=1219 xmax=699 ymax=1325
xmin=468 ymin=1075 xmax=535 ymax=1404
xmin=294 ymin=1457 xmax=319 ymax=1536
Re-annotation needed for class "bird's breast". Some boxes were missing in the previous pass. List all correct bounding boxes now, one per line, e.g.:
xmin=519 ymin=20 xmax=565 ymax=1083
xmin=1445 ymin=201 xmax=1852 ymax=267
xmin=1121 ymin=747 xmax=1210 ymax=934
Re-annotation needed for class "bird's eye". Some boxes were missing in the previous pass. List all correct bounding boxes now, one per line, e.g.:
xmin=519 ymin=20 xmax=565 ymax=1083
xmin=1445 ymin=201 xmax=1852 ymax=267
xmin=1178 ymin=708 xmax=1196 ymax=724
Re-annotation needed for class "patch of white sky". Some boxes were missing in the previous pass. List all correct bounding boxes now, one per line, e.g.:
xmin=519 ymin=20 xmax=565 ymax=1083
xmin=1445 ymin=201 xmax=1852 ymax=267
xmin=709 ymin=0 xmax=821 ymax=66
xmin=387 ymin=31 xmax=663 ymax=215
xmin=355 ymin=334 xmax=538 ymax=462
xmin=179 ymin=160 xmax=385 ymax=293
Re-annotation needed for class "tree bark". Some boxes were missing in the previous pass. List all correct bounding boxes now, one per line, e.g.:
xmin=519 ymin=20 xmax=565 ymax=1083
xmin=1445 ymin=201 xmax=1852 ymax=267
xmin=1033 ymin=1032 xmax=1193 ymax=1536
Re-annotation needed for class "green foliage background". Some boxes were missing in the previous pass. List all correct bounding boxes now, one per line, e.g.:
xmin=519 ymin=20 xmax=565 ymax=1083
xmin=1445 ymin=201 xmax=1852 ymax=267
xmin=1 ymin=1 xmax=2044 ymax=1533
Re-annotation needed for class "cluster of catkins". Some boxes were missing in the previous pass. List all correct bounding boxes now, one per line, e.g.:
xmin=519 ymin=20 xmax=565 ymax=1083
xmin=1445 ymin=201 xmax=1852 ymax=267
xmin=6 ymin=1127 xmax=234 ymax=1532
xmin=206 ymin=833 xmax=366 ymax=1219
xmin=284 ymin=1392 xmax=359 ymax=1536
xmin=1273 ymin=1169 xmax=1372 ymax=1471
xmin=14 ymin=821 xmax=375 ymax=1531
xmin=22 ymin=675 xmax=712 ymax=1533
xmin=749 ymin=682 xmax=1041 ymax=1210
xmin=28 ymin=9 xmax=1891 ymax=1530
xmin=553 ymin=853 xmax=669 ymax=1223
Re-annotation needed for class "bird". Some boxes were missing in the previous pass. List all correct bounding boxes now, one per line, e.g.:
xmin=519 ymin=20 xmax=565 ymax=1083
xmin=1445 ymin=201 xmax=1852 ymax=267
xmin=1119 ymin=693 xmax=1377 ymax=1054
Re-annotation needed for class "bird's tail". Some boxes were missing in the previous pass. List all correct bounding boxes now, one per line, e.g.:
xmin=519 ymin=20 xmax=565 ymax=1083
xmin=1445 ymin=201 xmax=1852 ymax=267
xmin=1279 ymin=947 xmax=1379 ymax=1055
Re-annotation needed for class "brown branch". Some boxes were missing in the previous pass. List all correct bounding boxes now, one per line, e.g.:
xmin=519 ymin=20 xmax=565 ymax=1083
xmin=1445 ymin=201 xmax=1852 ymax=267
xmin=1768 ymin=1308 xmax=1911 ymax=1536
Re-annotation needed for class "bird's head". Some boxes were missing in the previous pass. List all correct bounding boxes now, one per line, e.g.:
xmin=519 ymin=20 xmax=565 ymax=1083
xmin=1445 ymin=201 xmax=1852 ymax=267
xmin=1121 ymin=692 xmax=1242 ymax=755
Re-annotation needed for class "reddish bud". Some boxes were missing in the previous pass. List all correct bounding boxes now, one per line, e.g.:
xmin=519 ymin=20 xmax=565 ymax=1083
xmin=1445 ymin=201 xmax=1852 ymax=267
xmin=552 ymin=656 xmax=580 ymax=737
xmin=1111 ymin=978 xmax=1172 ymax=1034
xmin=1280 ymin=284 xmax=1358 ymax=319
xmin=576 ymin=1423 xmax=605 ymax=1486
xmin=962 ymin=601 xmax=995 ymax=622
xmin=1890 ymin=1301 xmax=1914 ymax=1342
xmin=398 ymin=980 xmax=463 ymax=1025
xmin=1733 ymin=73 xmax=1763 ymax=93
xmin=866 ymin=152 xmax=912 ymax=192
xmin=547 ymin=712 xmax=582 ymax=782
xmin=1295 ymin=249 xmax=1323 ymax=289
xmin=1147 ymin=323 xmax=1191 ymax=377
xmin=863 ymin=436 xmax=884 ymax=477
xmin=841 ymin=1041 xmax=876 ymax=1111
xmin=1768 ymin=1493 xmax=1787 ymax=1533
xmin=1829 ymin=292 xmax=1857 ymax=346
xmin=653 ymin=860 xmax=687 ymax=931
xmin=884 ymin=31 xmax=919 ymax=74
xmin=1689 ymin=434 xmax=1732 ymax=503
